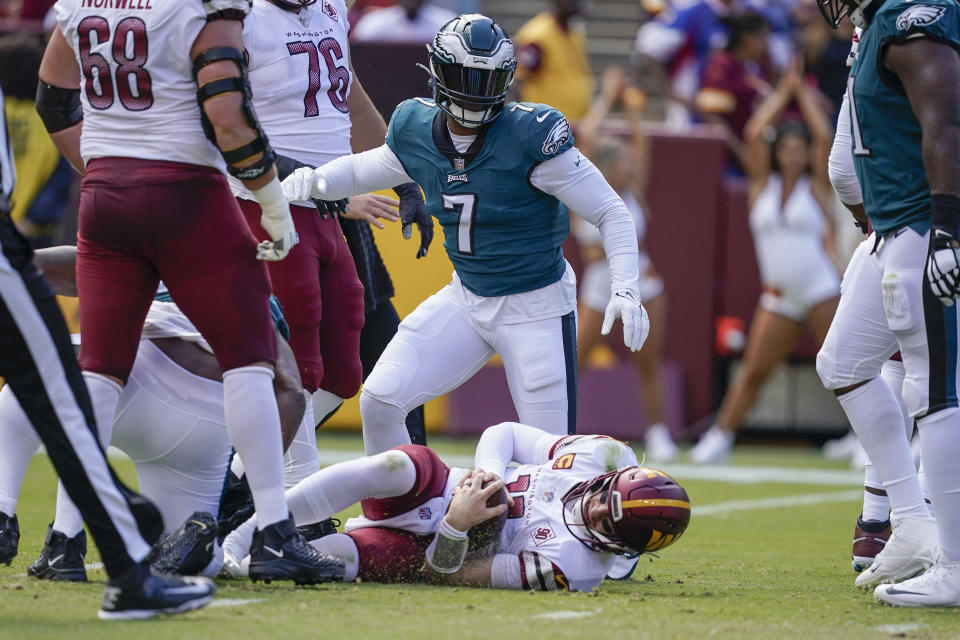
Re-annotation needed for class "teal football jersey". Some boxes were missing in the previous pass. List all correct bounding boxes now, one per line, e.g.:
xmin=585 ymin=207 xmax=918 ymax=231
xmin=849 ymin=0 xmax=960 ymax=235
xmin=386 ymin=99 xmax=575 ymax=297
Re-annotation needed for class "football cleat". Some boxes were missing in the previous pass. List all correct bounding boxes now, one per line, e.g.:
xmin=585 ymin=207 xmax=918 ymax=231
xmin=298 ymin=518 xmax=340 ymax=542
xmin=689 ymin=426 xmax=734 ymax=464
xmin=855 ymin=517 xmax=940 ymax=589
xmin=28 ymin=524 xmax=87 ymax=582
xmin=0 ymin=511 xmax=18 ymax=566
xmin=248 ymin=515 xmax=344 ymax=585
xmin=644 ymin=424 xmax=679 ymax=463
xmin=149 ymin=511 xmax=218 ymax=576
xmin=874 ymin=561 xmax=960 ymax=607
xmin=852 ymin=516 xmax=891 ymax=573
xmin=217 ymin=471 xmax=255 ymax=543
xmin=98 ymin=563 xmax=214 ymax=620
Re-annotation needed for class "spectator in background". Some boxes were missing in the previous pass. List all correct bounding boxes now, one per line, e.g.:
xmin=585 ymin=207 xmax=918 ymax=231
xmin=695 ymin=12 xmax=771 ymax=173
xmin=513 ymin=0 xmax=594 ymax=122
xmin=633 ymin=0 xmax=740 ymax=123
xmin=574 ymin=66 xmax=679 ymax=462
xmin=690 ymin=59 xmax=839 ymax=464
xmin=0 ymin=34 xmax=72 ymax=248
xmin=351 ymin=0 xmax=456 ymax=44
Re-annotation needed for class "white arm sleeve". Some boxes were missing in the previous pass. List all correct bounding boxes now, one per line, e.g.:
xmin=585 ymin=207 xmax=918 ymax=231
xmin=313 ymin=144 xmax=412 ymax=200
xmin=828 ymin=90 xmax=863 ymax=206
xmin=531 ymin=149 xmax=640 ymax=295
xmin=473 ymin=422 xmax=556 ymax=479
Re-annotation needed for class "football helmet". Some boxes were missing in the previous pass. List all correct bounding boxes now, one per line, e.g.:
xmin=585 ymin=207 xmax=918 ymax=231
xmin=268 ymin=0 xmax=318 ymax=10
xmin=817 ymin=0 xmax=870 ymax=28
xmin=425 ymin=14 xmax=516 ymax=128
xmin=562 ymin=467 xmax=690 ymax=556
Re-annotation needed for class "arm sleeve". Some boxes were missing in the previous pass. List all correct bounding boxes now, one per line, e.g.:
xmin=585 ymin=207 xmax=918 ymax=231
xmin=313 ymin=144 xmax=412 ymax=200
xmin=531 ymin=149 xmax=641 ymax=295
xmin=490 ymin=552 xmax=570 ymax=591
xmin=473 ymin=422 xmax=557 ymax=479
xmin=828 ymin=90 xmax=863 ymax=206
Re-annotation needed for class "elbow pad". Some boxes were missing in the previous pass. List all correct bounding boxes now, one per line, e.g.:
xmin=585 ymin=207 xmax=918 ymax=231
xmin=35 ymin=82 xmax=83 ymax=134
xmin=193 ymin=47 xmax=275 ymax=181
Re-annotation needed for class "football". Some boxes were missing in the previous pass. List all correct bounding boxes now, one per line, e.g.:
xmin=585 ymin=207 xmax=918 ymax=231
xmin=467 ymin=480 xmax=509 ymax=557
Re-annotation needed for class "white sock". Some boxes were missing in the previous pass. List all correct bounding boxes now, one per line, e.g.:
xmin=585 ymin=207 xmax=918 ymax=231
xmin=862 ymin=461 xmax=890 ymax=522
xmin=311 ymin=388 xmax=344 ymax=427
xmin=916 ymin=407 xmax=960 ymax=560
xmin=223 ymin=515 xmax=258 ymax=560
xmin=222 ymin=366 xmax=287 ymax=527
xmin=52 ymin=373 xmax=121 ymax=537
xmin=283 ymin=390 xmax=319 ymax=488
xmin=918 ymin=460 xmax=934 ymax=518
xmin=0 ymin=385 xmax=43 ymax=515
xmin=230 ymin=455 xmax=245 ymax=479
xmin=200 ymin=541 xmax=224 ymax=578
xmin=836 ymin=377 xmax=929 ymax=523
xmin=358 ymin=390 xmax=411 ymax=456
xmin=286 ymin=449 xmax=416 ymax=525
xmin=310 ymin=533 xmax=359 ymax=581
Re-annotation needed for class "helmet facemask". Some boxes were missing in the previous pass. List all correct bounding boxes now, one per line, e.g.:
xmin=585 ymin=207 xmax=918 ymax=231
xmin=268 ymin=0 xmax=318 ymax=11
xmin=424 ymin=14 xmax=517 ymax=129
xmin=562 ymin=470 xmax=640 ymax=556
xmin=817 ymin=0 xmax=870 ymax=28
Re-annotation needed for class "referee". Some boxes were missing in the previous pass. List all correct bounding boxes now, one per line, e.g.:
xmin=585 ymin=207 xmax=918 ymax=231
xmin=0 ymin=85 xmax=213 ymax=618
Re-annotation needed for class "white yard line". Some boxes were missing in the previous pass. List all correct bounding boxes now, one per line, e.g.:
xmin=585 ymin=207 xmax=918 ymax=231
xmin=694 ymin=490 xmax=862 ymax=516
xmin=532 ymin=610 xmax=599 ymax=620
xmin=209 ymin=598 xmax=264 ymax=609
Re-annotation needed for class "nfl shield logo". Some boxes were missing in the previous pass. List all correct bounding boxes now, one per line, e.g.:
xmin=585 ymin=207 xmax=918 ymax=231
xmin=454 ymin=157 xmax=465 ymax=171
xmin=418 ymin=506 xmax=432 ymax=520
xmin=323 ymin=0 xmax=338 ymax=20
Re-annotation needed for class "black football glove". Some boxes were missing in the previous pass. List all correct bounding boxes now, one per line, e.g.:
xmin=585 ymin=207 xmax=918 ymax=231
xmin=394 ymin=182 xmax=433 ymax=259
xmin=310 ymin=198 xmax=349 ymax=219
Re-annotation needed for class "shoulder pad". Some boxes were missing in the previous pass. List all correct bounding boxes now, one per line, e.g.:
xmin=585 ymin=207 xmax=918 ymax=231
xmin=877 ymin=0 xmax=960 ymax=40
xmin=521 ymin=104 xmax=574 ymax=161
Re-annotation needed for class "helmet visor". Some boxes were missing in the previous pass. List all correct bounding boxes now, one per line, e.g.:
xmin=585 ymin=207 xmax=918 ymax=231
xmin=433 ymin=61 xmax=513 ymax=105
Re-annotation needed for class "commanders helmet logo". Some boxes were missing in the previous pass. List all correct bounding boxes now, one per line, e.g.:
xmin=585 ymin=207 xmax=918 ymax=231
xmin=896 ymin=5 xmax=945 ymax=30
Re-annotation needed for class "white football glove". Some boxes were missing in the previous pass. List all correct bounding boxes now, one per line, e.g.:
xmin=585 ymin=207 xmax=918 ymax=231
xmin=601 ymin=289 xmax=650 ymax=352
xmin=253 ymin=179 xmax=299 ymax=262
xmin=281 ymin=167 xmax=326 ymax=203
xmin=926 ymin=230 xmax=960 ymax=307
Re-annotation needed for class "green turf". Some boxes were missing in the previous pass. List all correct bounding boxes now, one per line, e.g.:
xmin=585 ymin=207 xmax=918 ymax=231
xmin=1 ymin=433 xmax=956 ymax=639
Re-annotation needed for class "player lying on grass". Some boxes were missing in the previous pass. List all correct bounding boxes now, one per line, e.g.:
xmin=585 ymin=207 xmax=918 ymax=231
xmin=216 ymin=422 xmax=690 ymax=591
xmin=0 ymin=246 xmax=309 ymax=581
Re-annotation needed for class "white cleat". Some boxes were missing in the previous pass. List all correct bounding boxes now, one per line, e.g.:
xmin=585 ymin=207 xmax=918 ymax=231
xmin=644 ymin=424 xmax=679 ymax=463
xmin=689 ymin=426 xmax=734 ymax=464
xmin=875 ymin=561 xmax=960 ymax=607
xmin=855 ymin=517 xmax=940 ymax=590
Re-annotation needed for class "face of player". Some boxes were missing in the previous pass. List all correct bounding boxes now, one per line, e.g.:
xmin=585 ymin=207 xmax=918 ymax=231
xmin=775 ymin=134 xmax=811 ymax=179
xmin=584 ymin=489 xmax=617 ymax=540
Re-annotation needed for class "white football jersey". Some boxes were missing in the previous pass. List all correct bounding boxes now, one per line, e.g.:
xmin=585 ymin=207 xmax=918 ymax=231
xmin=498 ymin=435 xmax=639 ymax=592
xmin=54 ymin=0 xmax=223 ymax=170
xmin=230 ymin=0 xmax=353 ymax=200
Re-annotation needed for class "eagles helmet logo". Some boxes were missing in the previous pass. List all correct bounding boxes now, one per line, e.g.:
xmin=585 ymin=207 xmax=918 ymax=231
xmin=896 ymin=5 xmax=945 ymax=30
xmin=541 ymin=116 xmax=571 ymax=156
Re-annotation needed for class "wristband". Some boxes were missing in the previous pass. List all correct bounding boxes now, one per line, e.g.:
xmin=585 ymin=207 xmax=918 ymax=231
xmin=425 ymin=518 xmax=469 ymax=574
xmin=931 ymin=194 xmax=960 ymax=237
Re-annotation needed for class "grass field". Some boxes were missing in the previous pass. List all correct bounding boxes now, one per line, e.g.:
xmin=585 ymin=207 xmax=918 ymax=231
xmin=1 ymin=432 xmax=957 ymax=640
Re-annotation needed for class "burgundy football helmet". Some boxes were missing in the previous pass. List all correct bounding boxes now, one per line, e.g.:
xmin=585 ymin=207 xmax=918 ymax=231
xmin=268 ymin=0 xmax=318 ymax=11
xmin=562 ymin=467 xmax=690 ymax=556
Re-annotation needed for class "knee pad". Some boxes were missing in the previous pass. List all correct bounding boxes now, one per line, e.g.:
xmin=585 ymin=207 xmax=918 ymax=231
xmin=359 ymin=388 xmax=407 ymax=424
xmin=192 ymin=46 xmax=275 ymax=181
xmin=511 ymin=339 xmax=565 ymax=401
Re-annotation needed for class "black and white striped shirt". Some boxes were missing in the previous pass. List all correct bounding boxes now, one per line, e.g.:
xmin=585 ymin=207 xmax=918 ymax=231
xmin=0 ymin=85 xmax=15 ymax=204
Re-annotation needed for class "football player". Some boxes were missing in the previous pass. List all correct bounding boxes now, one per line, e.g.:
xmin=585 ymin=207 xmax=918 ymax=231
xmin=226 ymin=0 xmax=433 ymax=488
xmin=0 ymin=246 xmax=303 ymax=582
xmin=221 ymin=422 xmax=690 ymax=591
xmin=282 ymin=14 xmax=648 ymax=454
xmin=816 ymin=0 xmax=960 ymax=606
xmin=36 ymin=0 xmax=342 ymax=601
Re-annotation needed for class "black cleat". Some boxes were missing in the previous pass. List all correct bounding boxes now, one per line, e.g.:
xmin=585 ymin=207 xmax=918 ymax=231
xmin=0 ymin=512 xmax=18 ymax=566
xmin=149 ymin=511 xmax=218 ymax=576
xmin=28 ymin=524 xmax=87 ymax=582
xmin=297 ymin=518 xmax=340 ymax=542
xmin=98 ymin=563 xmax=214 ymax=620
xmin=217 ymin=472 xmax=254 ymax=543
xmin=248 ymin=515 xmax=344 ymax=585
